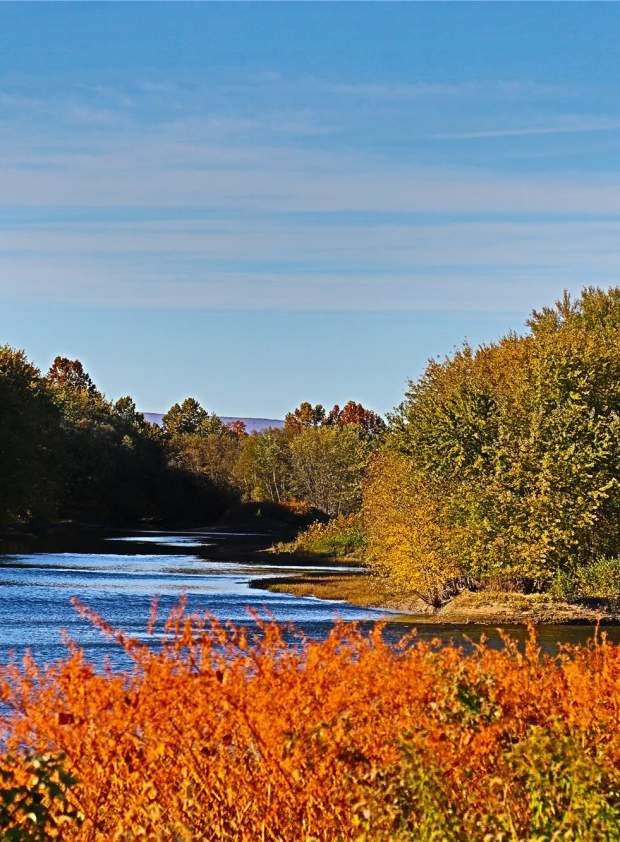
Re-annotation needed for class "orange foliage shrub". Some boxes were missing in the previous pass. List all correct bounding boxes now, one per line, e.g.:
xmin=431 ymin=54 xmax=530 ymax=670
xmin=0 ymin=601 xmax=619 ymax=840
xmin=282 ymin=497 xmax=315 ymax=517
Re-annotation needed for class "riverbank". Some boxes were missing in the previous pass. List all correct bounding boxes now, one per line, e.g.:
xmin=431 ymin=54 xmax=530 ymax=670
xmin=250 ymin=568 xmax=620 ymax=624
xmin=4 ymin=521 xmax=619 ymax=625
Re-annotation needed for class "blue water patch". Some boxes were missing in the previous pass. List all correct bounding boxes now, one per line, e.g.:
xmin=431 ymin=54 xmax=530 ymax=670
xmin=0 ymin=543 xmax=385 ymax=668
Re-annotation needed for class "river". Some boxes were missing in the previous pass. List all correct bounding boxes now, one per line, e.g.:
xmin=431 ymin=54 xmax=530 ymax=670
xmin=0 ymin=529 xmax=617 ymax=668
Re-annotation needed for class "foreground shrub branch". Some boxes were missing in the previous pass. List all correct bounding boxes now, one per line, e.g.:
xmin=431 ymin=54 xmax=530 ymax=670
xmin=0 ymin=602 xmax=618 ymax=840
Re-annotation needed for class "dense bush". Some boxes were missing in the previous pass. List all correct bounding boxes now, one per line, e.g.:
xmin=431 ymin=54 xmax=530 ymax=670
xmin=278 ymin=512 xmax=366 ymax=558
xmin=365 ymin=287 xmax=620 ymax=600
xmin=552 ymin=557 xmax=620 ymax=602
xmin=0 ymin=602 xmax=619 ymax=840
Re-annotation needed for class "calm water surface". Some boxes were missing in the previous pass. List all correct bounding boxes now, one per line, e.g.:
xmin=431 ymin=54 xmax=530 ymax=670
xmin=0 ymin=530 xmax=617 ymax=667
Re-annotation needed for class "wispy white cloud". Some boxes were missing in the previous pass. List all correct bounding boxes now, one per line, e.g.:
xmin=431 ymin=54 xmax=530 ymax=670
xmin=3 ymin=132 xmax=620 ymax=215
xmin=308 ymin=77 xmax=566 ymax=101
xmin=2 ymin=210 xmax=620 ymax=313
xmin=1 ymin=68 xmax=619 ymax=315
xmin=433 ymin=116 xmax=620 ymax=140
xmin=1 ymin=251 xmax=595 ymax=314
xmin=3 ymin=216 xmax=620 ymax=268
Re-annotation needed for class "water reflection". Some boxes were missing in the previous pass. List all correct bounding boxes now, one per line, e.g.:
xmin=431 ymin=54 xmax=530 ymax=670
xmin=109 ymin=535 xmax=209 ymax=548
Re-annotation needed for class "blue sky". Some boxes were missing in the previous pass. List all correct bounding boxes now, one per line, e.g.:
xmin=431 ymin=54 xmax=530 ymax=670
xmin=2 ymin=4 xmax=620 ymax=417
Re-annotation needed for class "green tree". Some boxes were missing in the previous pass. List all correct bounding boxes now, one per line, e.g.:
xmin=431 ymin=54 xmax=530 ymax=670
xmin=0 ymin=347 xmax=232 ymax=530
xmin=46 ymin=357 xmax=121 ymax=520
xmin=163 ymin=398 xmax=226 ymax=437
xmin=169 ymin=432 xmax=240 ymax=490
xmin=233 ymin=429 xmax=292 ymax=503
xmin=290 ymin=425 xmax=371 ymax=516
xmin=0 ymin=347 xmax=59 ymax=526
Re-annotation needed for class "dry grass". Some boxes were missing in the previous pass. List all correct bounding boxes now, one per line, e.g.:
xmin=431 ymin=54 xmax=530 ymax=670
xmin=256 ymin=573 xmax=620 ymax=624
xmin=253 ymin=573 xmax=431 ymax=613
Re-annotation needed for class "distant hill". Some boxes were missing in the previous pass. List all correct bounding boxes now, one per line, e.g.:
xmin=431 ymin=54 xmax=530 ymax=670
xmin=142 ymin=413 xmax=284 ymax=433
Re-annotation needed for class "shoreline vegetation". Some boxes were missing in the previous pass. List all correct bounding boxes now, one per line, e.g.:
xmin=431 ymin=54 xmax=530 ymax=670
xmin=6 ymin=519 xmax=619 ymax=624
xmin=257 ymin=505 xmax=620 ymax=624
xmin=2 ymin=600 xmax=620 ymax=840
xmin=255 ymin=523 xmax=620 ymax=625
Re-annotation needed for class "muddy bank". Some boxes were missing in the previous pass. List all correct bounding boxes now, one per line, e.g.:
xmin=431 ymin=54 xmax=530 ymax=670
xmin=250 ymin=570 xmax=620 ymax=625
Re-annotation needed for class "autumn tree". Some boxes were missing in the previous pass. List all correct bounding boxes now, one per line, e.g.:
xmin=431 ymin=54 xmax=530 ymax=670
xmin=226 ymin=420 xmax=247 ymax=438
xmin=326 ymin=401 xmax=386 ymax=439
xmin=284 ymin=402 xmax=326 ymax=435
xmin=47 ymin=356 xmax=97 ymax=395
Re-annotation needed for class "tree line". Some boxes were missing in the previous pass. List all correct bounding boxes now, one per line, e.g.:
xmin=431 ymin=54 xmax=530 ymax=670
xmin=0 ymin=352 xmax=233 ymax=528
xmin=5 ymin=285 xmax=619 ymax=603
xmin=0 ymin=346 xmax=385 ymax=529
xmin=164 ymin=396 xmax=385 ymax=517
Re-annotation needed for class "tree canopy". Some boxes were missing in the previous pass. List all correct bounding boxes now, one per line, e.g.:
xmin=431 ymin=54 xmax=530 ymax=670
xmin=364 ymin=286 xmax=620 ymax=601
xmin=0 ymin=353 xmax=232 ymax=528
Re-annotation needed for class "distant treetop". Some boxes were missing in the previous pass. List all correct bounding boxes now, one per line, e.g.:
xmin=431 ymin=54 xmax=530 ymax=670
xmin=162 ymin=397 xmax=228 ymax=437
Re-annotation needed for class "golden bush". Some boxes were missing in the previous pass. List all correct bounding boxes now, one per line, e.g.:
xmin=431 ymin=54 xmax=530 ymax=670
xmin=363 ymin=452 xmax=462 ymax=605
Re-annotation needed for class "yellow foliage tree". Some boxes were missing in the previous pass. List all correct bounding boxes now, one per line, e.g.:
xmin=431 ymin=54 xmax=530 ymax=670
xmin=363 ymin=452 xmax=463 ymax=605
xmin=370 ymin=288 xmax=620 ymax=591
